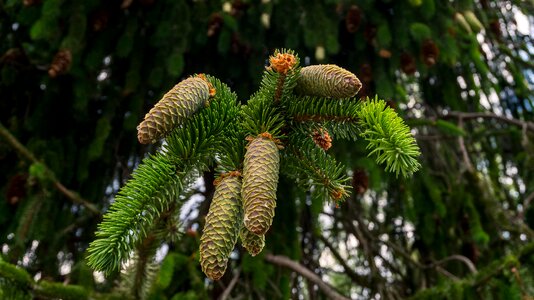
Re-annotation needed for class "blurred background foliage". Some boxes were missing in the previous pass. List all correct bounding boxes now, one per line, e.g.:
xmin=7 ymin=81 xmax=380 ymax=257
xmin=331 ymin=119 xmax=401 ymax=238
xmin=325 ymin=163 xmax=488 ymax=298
xmin=0 ymin=0 xmax=533 ymax=299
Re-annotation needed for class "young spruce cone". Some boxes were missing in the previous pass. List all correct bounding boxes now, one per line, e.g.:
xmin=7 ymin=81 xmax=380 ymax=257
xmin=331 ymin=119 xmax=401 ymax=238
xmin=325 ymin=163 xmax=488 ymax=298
xmin=240 ymin=227 xmax=265 ymax=256
xmin=200 ymin=173 xmax=243 ymax=280
xmin=137 ymin=76 xmax=211 ymax=144
xmin=295 ymin=64 xmax=362 ymax=98
xmin=242 ymin=133 xmax=280 ymax=235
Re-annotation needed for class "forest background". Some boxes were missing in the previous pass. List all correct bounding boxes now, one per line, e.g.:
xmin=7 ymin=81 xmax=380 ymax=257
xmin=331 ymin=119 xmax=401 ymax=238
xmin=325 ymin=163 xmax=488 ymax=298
xmin=1 ymin=0 xmax=533 ymax=299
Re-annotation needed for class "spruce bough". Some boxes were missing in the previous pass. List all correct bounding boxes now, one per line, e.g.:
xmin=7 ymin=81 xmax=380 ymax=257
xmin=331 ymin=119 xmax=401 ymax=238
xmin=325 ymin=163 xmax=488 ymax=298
xmin=86 ymin=49 xmax=421 ymax=280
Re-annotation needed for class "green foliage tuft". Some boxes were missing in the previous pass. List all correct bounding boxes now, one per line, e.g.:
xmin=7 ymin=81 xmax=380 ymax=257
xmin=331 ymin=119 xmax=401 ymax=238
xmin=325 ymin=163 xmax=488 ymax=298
xmin=357 ymin=98 xmax=421 ymax=177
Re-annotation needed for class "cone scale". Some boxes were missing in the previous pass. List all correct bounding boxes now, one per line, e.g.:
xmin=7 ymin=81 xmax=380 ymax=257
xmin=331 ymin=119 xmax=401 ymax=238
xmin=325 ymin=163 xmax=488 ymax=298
xmin=199 ymin=174 xmax=242 ymax=280
xmin=241 ymin=133 xmax=280 ymax=235
xmin=137 ymin=76 xmax=211 ymax=144
xmin=240 ymin=227 xmax=265 ymax=256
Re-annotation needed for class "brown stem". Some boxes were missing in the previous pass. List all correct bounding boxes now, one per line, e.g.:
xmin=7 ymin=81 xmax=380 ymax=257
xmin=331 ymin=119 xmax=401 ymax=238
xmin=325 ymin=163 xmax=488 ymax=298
xmin=274 ymin=74 xmax=286 ymax=103
xmin=0 ymin=122 xmax=100 ymax=216
xmin=264 ymin=254 xmax=351 ymax=300
xmin=293 ymin=114 xmax=357 ymax=123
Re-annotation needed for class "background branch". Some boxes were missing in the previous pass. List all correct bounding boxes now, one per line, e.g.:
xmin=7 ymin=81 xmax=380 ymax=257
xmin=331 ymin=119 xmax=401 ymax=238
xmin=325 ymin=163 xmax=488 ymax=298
xmin=0 ymin=122 xmax=100 ymax=216
xmin=264 ymin=254 xmax=351 ymax=300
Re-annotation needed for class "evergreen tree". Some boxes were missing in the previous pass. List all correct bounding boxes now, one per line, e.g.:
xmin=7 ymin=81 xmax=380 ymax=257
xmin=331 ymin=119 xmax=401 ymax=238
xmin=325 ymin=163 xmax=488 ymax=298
xmin=1 ymin=1 xmax=533 ymax=299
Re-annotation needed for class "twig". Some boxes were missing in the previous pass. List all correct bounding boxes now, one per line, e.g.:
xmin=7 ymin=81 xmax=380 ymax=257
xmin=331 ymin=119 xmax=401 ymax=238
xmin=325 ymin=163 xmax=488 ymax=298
xmin=219 ymin=267 xmax=241 ymax=300
xmin=318 ymin=235 xmax=369 ymax=287
xmin=380 ymin=239 xmax=477 ymax=276
xmin=518 ymin=191 xmax=534 ymax=220
xmin=432 ymin=255 xmax=477 ymax=274
xmin=264 ymin=254 xmax=351 ymax=300
xmin=442 ymin=111 xmax=534 ymax=133
xmin=457 ymin=117 xmax=474 ymax=173
xmin=0 ymin=122 xmax=100 ymax=216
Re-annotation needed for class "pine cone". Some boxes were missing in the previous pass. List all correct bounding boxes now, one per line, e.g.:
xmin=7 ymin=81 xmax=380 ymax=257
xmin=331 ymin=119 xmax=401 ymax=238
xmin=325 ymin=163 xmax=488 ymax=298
xmin=400 ymin=53 xmax=416 ymax=75
xmin=421 ymin=40 xmax=439 ymax=67
xmin=345 ymin=5 xmax=361 ymax=33
xmin=207 ymin=13 xmax=223 ymax=37
xmin=6 ymin=174 xmax=28 ymax=205
xmin=242 ymin=133 xmax=280 ymax=235
xmin=352 ymin=168 xmax=368 ymax=195
xmin=363 ymin=24 xmax=377 ymax=43
xmin=295 ymin=64 xmax=362 ymax=98
xmin=48 ymin=49 xmax=72 ymax=78
xmin=312 ymin=128 xmax=332 ymax=151
xmin=91 ymin=9 xmax=110 ymax=32
xmin=240 ymin=227 xmax=265 ymax=256
xmin=200 ymin=174 xmax=243 ymax=280
xmin=137 ymin=76 xmax=210 ymax=144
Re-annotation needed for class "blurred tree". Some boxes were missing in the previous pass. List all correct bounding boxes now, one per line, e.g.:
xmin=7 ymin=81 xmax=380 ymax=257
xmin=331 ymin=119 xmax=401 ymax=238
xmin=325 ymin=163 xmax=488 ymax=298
xmin=1 ymin=0 xmax=533 ymax=299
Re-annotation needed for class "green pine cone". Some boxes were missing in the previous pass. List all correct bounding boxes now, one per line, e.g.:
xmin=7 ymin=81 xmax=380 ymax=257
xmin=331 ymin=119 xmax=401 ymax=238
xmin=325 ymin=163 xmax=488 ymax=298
xmin=295 ymin=64 xmax=362 ymax=98
xmin=240 ymin=227 xmax=265 ymax=256
xmin=137 ymin=76 xmax=210 ymax=144
xmin=199 ymin=174 xmax=243 ymax=280
xmin=242 ymin=134 xmax=280 ymax=235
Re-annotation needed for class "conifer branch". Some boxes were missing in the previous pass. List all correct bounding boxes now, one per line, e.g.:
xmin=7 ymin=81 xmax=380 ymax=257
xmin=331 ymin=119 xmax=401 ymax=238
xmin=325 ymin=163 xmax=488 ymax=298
xmin=283 ymin=135 xmax=350 ymax=203
xmin=87 ymin=77 xmax=239 ymax=274
xmin=0 ymin=122 xmax=101 ymax=216
xmin=285 ymin=96 xmax=361 ymax=140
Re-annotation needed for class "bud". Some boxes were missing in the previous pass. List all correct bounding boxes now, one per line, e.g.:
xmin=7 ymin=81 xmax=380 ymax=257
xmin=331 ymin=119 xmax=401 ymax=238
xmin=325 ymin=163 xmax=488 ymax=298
xmin=137 ymin=76 xmax=211 ymax=144
xmin=242 ymin=133 xmax=280 ymax=235
xmin=240 ymin=227 xmax=265 ymax=256
xmin=269 ymin=52 xmax=297 ymax=75
xmin=295 ymin=64 xmax=362 ymax=98
xmin=200 ymin=174 xmax=243 ymax=280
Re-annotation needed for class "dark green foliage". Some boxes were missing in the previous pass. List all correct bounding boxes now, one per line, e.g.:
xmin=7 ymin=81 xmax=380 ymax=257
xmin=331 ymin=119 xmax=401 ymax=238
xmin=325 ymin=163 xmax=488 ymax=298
xmin=36 ymin=281 xmax=89 ymax=300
